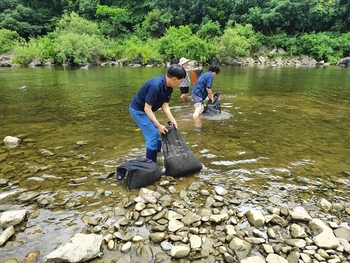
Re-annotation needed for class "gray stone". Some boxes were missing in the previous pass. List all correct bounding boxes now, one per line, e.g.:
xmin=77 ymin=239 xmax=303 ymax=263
xmin=170 ymin=244 xmax=190 ymax=258
xmin=0 ymin=226 xmax=14 ymax=246
xmin=229 ymin=237 xmax=252 ymax=260
xmin=45 ymin=233 xmax=102 ymax=262
xmin=288 ymin=206 xmax=312 ymax=222
xmin=241 ymin=256 xmax=266 ymax=263
xmin=0 ymin=210 xmax=27 ymax=228
xmin=308 ymin=219 xmax=339 ymax=249
xmin=245 ymin=209 xmax=265 ymax=227
xmin=266 ymin=253 xmax=288 ymax=263
xmin=149 ymin=232 xmax=166 ymax=243
xmin=334 ymin=226 xmax=350 ymax=241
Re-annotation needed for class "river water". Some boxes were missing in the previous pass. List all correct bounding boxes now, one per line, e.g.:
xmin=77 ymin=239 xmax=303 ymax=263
xmin=0 ymin=65 xmax=350 ymax=261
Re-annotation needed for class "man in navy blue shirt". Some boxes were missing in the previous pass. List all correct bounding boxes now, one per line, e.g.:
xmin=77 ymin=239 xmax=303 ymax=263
xmin=191 ymin=64 xmax=220 ymax=118
xmin=130 ymin=64 xmax=186 ymax=163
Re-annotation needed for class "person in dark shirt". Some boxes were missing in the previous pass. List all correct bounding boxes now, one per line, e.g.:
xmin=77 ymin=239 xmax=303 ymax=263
xmin=191 ymin=64 xmax=220 ymax=118
xmin=129 ymin=64 xmax=186 ymax=163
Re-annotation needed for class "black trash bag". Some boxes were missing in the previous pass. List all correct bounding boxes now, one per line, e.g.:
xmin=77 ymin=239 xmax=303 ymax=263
xmin=161 ymin=124 xmax=202 ymax=177
xmin=203 ymin=92 xmax=221 ymax=115
xmin=116 ymin=157 xmax=162 ymax=189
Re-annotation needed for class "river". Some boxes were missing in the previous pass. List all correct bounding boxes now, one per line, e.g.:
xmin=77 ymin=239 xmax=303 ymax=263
xmin=0 ymin=64 xmax=350 ymax=262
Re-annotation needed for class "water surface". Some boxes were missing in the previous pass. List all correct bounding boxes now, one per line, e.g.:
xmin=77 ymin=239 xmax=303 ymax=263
xmin=0 ymin=65 xmax=350 ymax=261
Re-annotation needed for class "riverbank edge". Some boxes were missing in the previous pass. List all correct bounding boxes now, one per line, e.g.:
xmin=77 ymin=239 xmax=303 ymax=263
xmin=1 ymin=50 xmax=350 ymax=68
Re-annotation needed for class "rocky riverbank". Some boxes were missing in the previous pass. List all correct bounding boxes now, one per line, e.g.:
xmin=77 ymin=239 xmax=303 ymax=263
xmin=1 ymin=49 xmax=350 ymax=68
xmin=1 ymin=175 xmax=350 ymax=263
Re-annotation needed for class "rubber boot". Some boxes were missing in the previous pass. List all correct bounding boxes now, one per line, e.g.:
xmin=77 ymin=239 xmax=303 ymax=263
xmin=146 ymin=148 xmax=158 ymax=163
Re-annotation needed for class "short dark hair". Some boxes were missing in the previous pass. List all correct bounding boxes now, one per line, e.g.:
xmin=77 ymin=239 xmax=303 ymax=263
xmin=167 ymin=64 xmax=186 ymax=79
xmin=209 ymin=64 xmax=220 ymax=74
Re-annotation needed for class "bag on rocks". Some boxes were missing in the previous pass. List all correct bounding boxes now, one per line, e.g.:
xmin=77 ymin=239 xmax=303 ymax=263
xmin=116 ymin=158 xmax=162 ymax=189
xmin=161 ymin=124 xmax=202 ymax=177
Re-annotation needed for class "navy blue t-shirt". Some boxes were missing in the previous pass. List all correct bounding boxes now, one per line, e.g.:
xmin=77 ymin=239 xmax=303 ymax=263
xmin=191 ymin=72 xmax=213 ymax=100
xmin=130 ymin=76 xmax=173 ymax=112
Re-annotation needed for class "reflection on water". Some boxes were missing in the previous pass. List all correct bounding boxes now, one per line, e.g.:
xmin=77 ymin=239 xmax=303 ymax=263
xmin=0 ymin=65 xmax=350 ymax=261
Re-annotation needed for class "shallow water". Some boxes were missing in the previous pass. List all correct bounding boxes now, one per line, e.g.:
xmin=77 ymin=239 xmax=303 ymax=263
xmin=0 ymin=65 xmax=350 ymax=261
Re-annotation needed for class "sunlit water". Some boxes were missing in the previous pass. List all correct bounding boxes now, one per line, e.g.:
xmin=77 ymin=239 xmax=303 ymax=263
xmin=0 ymin=65 xmax=350 ymax=261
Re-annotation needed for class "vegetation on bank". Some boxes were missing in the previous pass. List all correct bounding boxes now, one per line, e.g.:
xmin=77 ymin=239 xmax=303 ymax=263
xmin=1 ymin=0 xmax=350 ymax=65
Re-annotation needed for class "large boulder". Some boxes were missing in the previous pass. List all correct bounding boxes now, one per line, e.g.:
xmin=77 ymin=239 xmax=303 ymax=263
xmin=337 ymin=57 xmax=350 ymax=66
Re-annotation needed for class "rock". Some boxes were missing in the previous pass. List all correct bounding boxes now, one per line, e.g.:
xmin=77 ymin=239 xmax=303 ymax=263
xmin=2 ymin=259 xmax=19 ymax=263
xmin=317 ymin=198 xmax=332 ymax=212
xmin=170 ymin=244 xmax=190 ymax=258
xmin=268 ymin=48 xmax=277 ymax=57
xmin=44 ymin=233 xmax=103 ymax=262
xmin=0 ymin=210 xmax=28 ymax=228
xmin=3 ymin=136 xmax=21 ymax=147
xmin=241 ymin=255 xmax=266 ymax=263
xmin=149 ymin=232 xmax=166 ymax=243
xmin=121 ymin=241 xmax=132 ymax=252
xmin=214 ymin=185 xmax=228 ymax=196
xmin=266 ymin=253 xmax=289 ymax=263
xmin=140 ymin=244 xmax=153 ymax=262
xmin=290 ymin=223 xmax=307 ymax=238
xmin=333 ymin=226 xmax=350 ymax=241
xmin=308 ymin=219 xmax=340 ymax=249
xmin=168 ymin=219 xmax=184 ymax=232
xmin=181 ymin=211 xmax=201 ymax=225
xmin=337 ymin=57 xmax=350 ymax=66
xmin=288 ymin=206 xmax=312 ymax=222
xmin=24 ymin=250 xmax=40 ymax=263
xmin=277 ymin=48 xmax=288 ymax=55
xmin=154 ymin=252 xmax=169 ymax=263
xmin=190 ymin=235 xmax=202 ymax=250
xmin=229 ymin=237 xmax=252 ymax=260
xmin=245 ymin=209 xmax=265 ymax=227
xmin=0 ymin=226 xmax=15 ymax=246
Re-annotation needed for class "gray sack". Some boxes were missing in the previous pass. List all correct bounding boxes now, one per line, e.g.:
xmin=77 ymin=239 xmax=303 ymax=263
xmin=116 ymin=158 xmax=162 ymax=189
xmin=161 ymin=125 xmax=202 ymax=177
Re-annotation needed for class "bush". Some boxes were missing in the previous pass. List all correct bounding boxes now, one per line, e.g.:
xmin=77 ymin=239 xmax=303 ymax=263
xmin=12 ymin=37 xmax=53 ymax=64
xmin=216 ymin=23 xmax=259 ymax=59
xmin=159 ymin=25 xmax=214 ymax=62
xmin=0 ymin=29 xmax=23 ymax=54
xmin=299 ymin=32 xmax=343 ymax=62
xmin=53 ymin=32 xmax=104 ymax=64
xmin=120 ymin=36 xmax=164 ymax=64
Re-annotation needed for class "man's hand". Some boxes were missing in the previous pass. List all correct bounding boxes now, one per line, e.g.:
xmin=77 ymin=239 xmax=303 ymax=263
xmin=158 ymin=125 xmax=168 ymax=134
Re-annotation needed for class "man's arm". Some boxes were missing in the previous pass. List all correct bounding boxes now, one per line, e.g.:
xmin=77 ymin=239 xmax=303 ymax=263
xmin=207 ymin=88 xmax=214 ymax=102
xmin=144 ymin=103 xmax=168 ymax=134
xmin=161 ymin=102 xmax=177 ymax=129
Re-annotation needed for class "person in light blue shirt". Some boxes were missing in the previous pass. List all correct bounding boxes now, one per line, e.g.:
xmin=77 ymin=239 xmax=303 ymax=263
xmin=129 ymin=64 xmax=186 ymax=163
xmin=191 ymin=64 xmax=220 ymax=117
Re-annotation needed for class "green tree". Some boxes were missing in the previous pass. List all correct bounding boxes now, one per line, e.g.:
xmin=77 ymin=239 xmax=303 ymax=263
xmin=0 ymin=1 xmax=42 ymax=38
xmin=149 ymin=0 xmax=204 ymax=26
xmin=196 ymin=20 xmax=222 ymax=40
xmin=76 ymin=0 xmax=100 ymax=20
xmin=55 ymin=11 xmax=100 ymax=36
xmin=141 ymin=9 xmax=172 ymax=38
xmin=95 ymin=5 xmax=130 ymax=37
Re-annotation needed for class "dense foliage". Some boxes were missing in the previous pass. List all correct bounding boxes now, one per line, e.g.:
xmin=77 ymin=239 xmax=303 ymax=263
xmin=1 ymin=0 xmax=349 ymax=64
